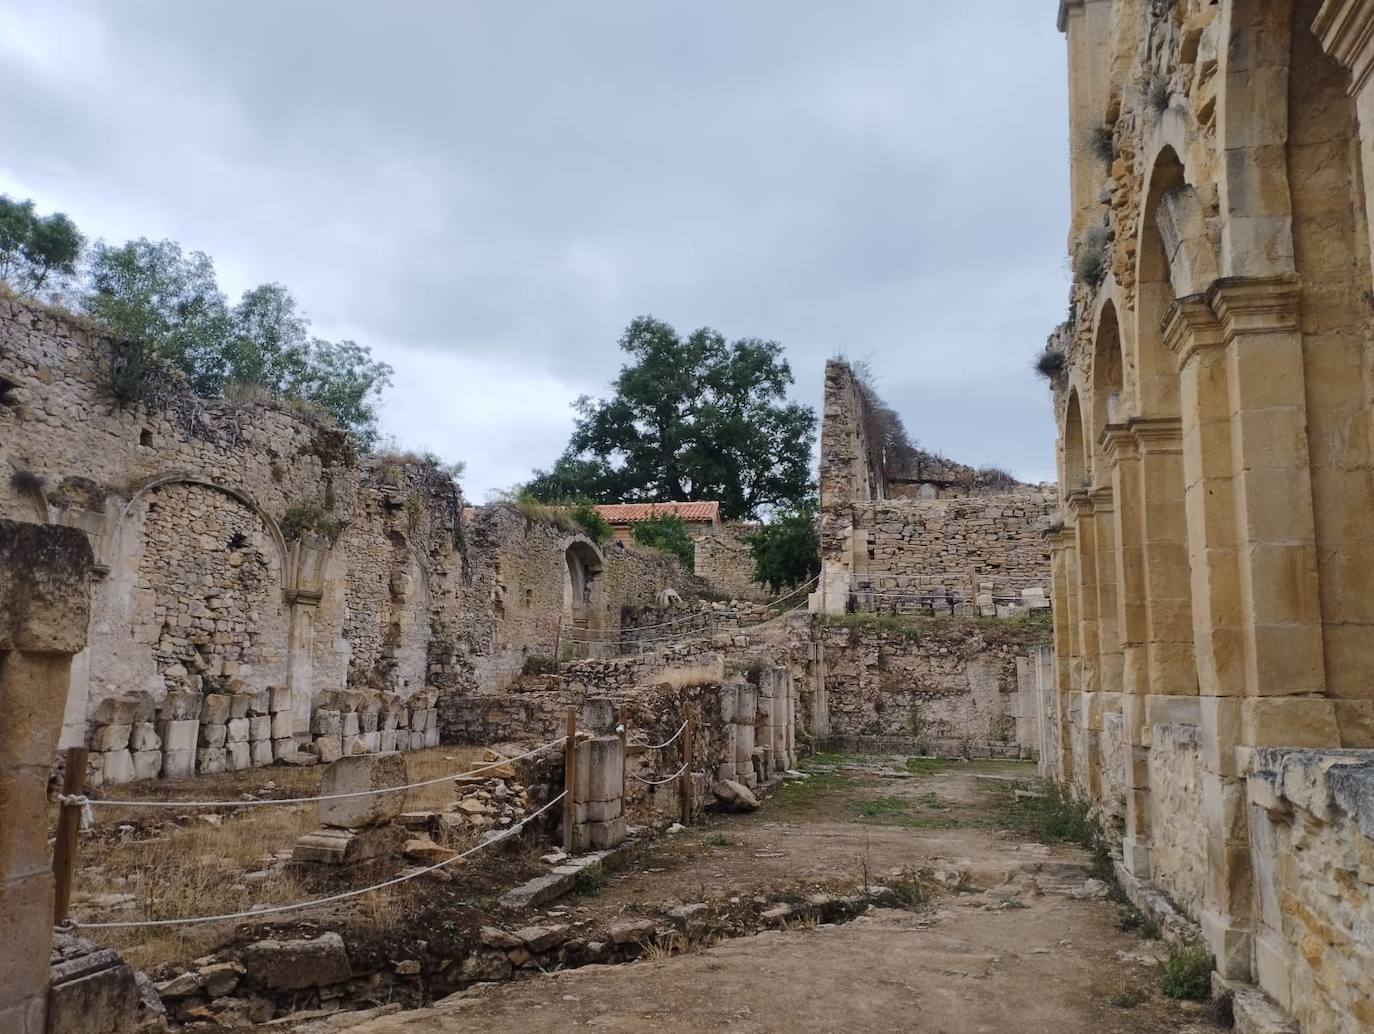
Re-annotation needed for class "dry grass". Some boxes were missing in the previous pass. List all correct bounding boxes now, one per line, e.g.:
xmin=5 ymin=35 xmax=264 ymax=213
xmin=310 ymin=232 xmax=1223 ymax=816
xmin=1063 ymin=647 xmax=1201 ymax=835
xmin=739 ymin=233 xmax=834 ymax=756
xmin=66 ymin=745 xmax=490 ymax=971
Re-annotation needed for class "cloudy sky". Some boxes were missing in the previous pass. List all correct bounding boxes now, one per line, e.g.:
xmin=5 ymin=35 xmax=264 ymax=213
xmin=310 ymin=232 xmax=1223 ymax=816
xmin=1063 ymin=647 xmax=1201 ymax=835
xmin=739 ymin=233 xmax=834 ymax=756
xmin=0 ymin=1 xmax=1069 ymax=500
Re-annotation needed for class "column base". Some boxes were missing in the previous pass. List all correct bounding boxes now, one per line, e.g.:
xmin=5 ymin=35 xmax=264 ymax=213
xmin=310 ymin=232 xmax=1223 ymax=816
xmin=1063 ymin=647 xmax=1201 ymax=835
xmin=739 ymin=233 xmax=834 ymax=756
xmin=1122 ymin=835 xmax=1151 ymax=879
xmin=1200 ymin=909 xmax=1253 ymax=981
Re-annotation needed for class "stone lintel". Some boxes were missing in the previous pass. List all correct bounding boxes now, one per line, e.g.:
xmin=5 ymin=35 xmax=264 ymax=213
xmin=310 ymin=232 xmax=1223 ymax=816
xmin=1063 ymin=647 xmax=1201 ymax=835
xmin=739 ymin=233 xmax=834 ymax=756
xmin=1128 ymin=416 xmax=1184 ymax=452
xmin=1314 ymin=0 xmax=1374 ymax=94
xmin=1088 ymin=485 xmax=1115 ymax=511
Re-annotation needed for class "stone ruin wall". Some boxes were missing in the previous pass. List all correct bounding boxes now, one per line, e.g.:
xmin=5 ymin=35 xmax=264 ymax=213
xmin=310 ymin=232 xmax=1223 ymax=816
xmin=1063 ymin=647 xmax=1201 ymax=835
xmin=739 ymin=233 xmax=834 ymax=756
xmin=814 ymin=359 xmax=1056 ymax=615
xmin=692 ymin=523 xmax=771 ymax=601
xmin=0 ymin=295 xmax=702 ymax=784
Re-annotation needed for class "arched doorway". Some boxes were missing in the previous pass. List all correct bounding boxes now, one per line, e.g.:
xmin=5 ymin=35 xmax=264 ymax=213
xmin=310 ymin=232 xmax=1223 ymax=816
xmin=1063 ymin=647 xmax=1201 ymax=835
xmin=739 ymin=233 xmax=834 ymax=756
xmin=563 ymin=538 xmax=606 ymax=658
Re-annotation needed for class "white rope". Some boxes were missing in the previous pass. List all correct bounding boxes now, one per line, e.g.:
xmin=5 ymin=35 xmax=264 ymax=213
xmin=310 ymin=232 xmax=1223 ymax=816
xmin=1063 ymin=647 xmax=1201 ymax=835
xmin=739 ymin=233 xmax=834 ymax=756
xmin=630 ymin=722 xmax=686 ymax=751
xmin=68 ymin=791 xmax=568 ymax=930
xmin=83 ymin=739 xmax=563 ymax=810
xmin=628 ymin=760 xmax=690 ymax=786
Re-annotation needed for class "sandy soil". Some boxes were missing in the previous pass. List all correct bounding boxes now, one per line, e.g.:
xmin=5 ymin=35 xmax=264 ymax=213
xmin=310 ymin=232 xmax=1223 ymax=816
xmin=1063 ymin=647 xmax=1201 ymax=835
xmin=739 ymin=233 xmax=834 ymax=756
xmin=281 ymin=757 xmax=1222 ymax=1034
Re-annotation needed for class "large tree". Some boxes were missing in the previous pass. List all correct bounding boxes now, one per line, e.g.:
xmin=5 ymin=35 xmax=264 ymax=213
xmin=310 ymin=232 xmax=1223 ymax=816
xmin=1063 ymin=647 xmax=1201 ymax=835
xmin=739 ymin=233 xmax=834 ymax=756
xmin=527 ymin=316 xmax=815 ymax=520
xmin=85 ymin=239 xmax=392 ymax=449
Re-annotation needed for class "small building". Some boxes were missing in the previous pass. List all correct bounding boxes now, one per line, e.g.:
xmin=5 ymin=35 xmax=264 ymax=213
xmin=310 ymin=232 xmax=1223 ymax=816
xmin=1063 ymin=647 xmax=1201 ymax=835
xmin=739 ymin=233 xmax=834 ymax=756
xmin=594 ymin=501 xmax=722 ymax=546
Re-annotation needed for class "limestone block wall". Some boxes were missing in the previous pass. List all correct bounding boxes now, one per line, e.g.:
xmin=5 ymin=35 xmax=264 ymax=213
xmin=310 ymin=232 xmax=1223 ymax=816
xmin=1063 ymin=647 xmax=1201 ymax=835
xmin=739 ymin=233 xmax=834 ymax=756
xmin=1248 ymin=749 xmax=1374 ymax=1034
xmin=812 ymin=617 xmax=1052 ymax=758
xmin=693 ymin=524 xmax=770 ymax=601
xmin=1146 ymin=724 xmax=1207 ymax=919
xmin=853 ymin=493 xmax=1057 ymax=599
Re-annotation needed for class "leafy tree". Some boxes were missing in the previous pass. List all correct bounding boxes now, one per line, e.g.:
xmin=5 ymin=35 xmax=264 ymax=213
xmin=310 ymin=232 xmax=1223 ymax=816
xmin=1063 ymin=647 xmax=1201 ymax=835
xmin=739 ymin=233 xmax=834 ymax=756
xmin=527 ymin=316 xmax=815 ymax=520
xmin=631 ymin=513 xmax=695 ymax=569
xmin=745 ymin=505 xmax=820 ymax=594
xmin=0 ymin=195 xmax=84 ymax=296
xmin=84 ymin=238 xmax=392 ymax=448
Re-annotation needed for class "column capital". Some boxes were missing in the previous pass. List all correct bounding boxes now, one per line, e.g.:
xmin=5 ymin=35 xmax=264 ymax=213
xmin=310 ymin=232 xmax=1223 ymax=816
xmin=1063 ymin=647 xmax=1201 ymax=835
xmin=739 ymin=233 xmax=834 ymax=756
xmin=1206 ymin=274 xmax=1303 ymax=338
xmin=1099 ymin=423 xmax=1137 ymax=463
xmin=1067 ymin=490 xmax=1095 ymax=517
xmin=1129 ymin=416 xmax=1184 ymax=453
xmin=1047 ymin=525 xmax=1078 ymax=549
xmin=1163 ymin=295 xmax=1225 ymax=369
xmin=1088 ymin=485 xmax=1115 ymax=511
xmin=1315 ymin=0 xmax=1374 ymax=94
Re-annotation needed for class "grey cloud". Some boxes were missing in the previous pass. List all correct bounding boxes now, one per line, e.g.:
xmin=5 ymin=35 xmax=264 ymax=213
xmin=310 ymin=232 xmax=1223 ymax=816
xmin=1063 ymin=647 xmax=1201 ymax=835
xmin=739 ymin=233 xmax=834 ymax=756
xmin=0 ymin=0 xmax=1069 ymax=493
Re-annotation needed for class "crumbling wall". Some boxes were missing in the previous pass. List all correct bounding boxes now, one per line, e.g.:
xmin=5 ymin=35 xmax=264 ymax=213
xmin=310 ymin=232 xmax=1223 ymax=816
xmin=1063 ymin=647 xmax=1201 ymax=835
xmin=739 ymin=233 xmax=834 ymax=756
xmin=693 ymin=524 xmax=770 ymax=601
xmin=1248 ymin=750 xmax=1374 ymax=1034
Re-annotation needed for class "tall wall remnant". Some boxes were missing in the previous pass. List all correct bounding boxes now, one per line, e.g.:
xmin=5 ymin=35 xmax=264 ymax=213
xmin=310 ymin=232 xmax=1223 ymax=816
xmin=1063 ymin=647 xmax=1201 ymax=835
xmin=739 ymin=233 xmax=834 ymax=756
xmin=1040 ymin=3 xmax=1374 ymax=1030
xmin=813 ymin=359 xmax=1057 ymax=615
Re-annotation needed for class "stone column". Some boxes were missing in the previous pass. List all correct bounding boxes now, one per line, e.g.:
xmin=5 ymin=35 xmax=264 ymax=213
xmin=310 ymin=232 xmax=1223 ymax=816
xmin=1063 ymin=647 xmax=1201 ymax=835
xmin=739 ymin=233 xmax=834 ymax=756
xmin=754 ymin=675 xmax=774 ymax=784
xmin=806 ymin=638 xmax=829 ymax=739
xmin=733 ymin=679 xmax=756 ymax=789
xmin=1058 ymin=0 xmax=1117 ymax=246
xmin=285 ymin=535 xmax=330 ymax=738
xmin=0 ymin=520 xmax=93 ymax=1034
xmin=577 ymin=696 xmax=625 ymax=850
xmin=1067 ymin=491 xmax=1101 ymax=795
xmin=1048 ymin=528 xmax=1078 ymax=785
xmin=716 ymin=682 xmax=738 ymax=783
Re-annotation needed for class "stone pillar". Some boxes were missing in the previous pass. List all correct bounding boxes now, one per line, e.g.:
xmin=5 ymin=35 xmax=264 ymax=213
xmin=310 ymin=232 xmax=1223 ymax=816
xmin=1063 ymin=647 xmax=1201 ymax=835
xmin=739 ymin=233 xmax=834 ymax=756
xmin=1102 ymin=428 xmax=1146 ymax=703
xmin=755 ymin=673 xmax=775 ymax=783
xmin=716 ymin=683 xmax=737 ymax=783
xmin=806 ymin=638 xmax=829 ymax=739
xmin=0 ymin=520 xmax=93 ymax=1034
xmin=733 ymin=680 xmax=756 ymax=789
xmin=285 ymin=535 xmax=330 ymax=737
xmin=1048 ymin=528 xmax=1078 ymax=785
xmin=1067 ymin=491 xmax=1101 ymax=796
xmin=570 ymin=696 xmax=625 ymax=851
xmin=781 ymin=671 xmax=796 ymax=770
xmin=1058 ymin=0 xmax=1117 ymax=246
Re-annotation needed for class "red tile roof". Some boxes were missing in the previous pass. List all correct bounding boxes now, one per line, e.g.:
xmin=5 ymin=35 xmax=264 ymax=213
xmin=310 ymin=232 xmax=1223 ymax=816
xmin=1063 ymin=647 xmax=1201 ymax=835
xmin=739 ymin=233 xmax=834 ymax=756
xmin=595 ymin=501 xmax=721 ymax=524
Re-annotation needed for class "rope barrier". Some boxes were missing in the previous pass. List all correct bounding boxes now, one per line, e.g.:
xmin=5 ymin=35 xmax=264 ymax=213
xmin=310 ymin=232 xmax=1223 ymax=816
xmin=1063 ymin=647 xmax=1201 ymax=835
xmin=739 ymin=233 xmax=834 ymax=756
xmin=82 ymin=739 xmax=563 ymax=811
xmin=627 ymin=760 xmax=690 ymax=786
xmin=67 ymin=791 xmax=568 ymax=930
xmin=630 ymin=722 xmax=686 ymax=751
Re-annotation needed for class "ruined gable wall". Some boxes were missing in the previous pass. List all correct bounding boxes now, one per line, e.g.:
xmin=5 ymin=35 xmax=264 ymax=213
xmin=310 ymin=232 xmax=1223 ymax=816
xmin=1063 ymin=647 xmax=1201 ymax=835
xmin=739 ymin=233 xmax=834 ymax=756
xmin=693 ymin=523 xmax=770 ymax=601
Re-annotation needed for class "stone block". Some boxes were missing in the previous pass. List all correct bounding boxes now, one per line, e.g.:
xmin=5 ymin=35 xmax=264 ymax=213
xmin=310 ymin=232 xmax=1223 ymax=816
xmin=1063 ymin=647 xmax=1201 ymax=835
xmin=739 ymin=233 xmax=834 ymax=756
xmin=292 ymin=825 xmax=403 ymax=866
xmin=338 ymin=690 xmax=362 ymax=713
xmin=226 ymin=717 xmax=250 ymax=743
xmin=47 ymin=950 xmax=141 ymax=1034
xmin=159 ymin=690 xmax=202 ymax=721
xmin=410 ymin=709 xmax=425 ymax=732
xmin=586 ymin=797 xmax=621 ymax=823
xmin=347 ymin=736 xmax=368 ymax=755
xmin=424 ymin=708 xmax=438 ymax=732
xmin=162 ymin=749 xmax=195 ymax=779
xmin=197 ymin=746 xmax=228 ymax=774
xmin=315 ymin=735 xmax=343 ymax=764
xmin=251 ymin=738 xmax=274 ymax=767
xmin=247 ymin=689 xmax=272 ymax=716
xmin=361 ymin=707 xmax=380 ymax=733
xmin=361 ymin=731 xmax=381 ymax=753
xmin=272 ymin=710 xmax=295 ymax=739
xmin=312 ymin=710 xmax=342 ymax=737
xmin=249 ymin=715 xmax=272 ymax=741
xmin=228 ymin=693 xmax=251 ymax=720
xmin=269 ymin=685 xmax=293 ymax=714
xmin=129 ymin=722 xmax=160 ymax=752
xmin=423 ymin=727 xmax=439 ymax=748
xmin=241 ymin=933 xmax=351 ymax=990
xmin=199 ymin=722 xmax=227 ymax=748
xmin=272 ymin=738 xmax=298 ymax=762
xmin=586 ymin=737 xmax=624 ymax=800
xmin=131 ymin=750 xmax=162 ymax=781
xmin=409 ymin=731 xmax=425 ymax=751
xmin=202 ymin=693 xmax=232 ymax=725
xmin=101 ymin=750 xmax=135 ymax=785
xmin=227 ymin=740 xmax=251 ymax=771
xmin=379 ymin=730 xmax=399 ymax=752
xmin=587 ymin=816 xmax=626 ymax=849
xmin=89 ymin=723 xmax=131 ymax=752
xmin=342 ymin=712 xmax=360 ymax=739
xmin=159 ymin=718 xmax=198 ymax=753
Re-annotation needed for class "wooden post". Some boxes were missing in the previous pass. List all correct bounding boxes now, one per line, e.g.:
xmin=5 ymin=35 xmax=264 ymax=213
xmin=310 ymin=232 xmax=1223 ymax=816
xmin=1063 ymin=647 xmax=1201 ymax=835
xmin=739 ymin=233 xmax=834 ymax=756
xmin=563 ymin=706 xmax=578 ymax=853
xmin=52 ymin=745 xmax=88 ymax=924
xmin=679 ymin=716 xmax=694 ymax=826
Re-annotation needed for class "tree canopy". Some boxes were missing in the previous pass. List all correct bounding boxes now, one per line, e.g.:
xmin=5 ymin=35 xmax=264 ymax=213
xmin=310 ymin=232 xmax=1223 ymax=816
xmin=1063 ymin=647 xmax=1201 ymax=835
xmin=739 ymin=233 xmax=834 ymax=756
xmin=0 ymin=195 xmax=83 ymax=296
xmin=745 ymin=505 xmax=821 ymax=594
xmin=526 ymin=316 xmax=816 ymax=521
xmin=631 ymin=513 xmax=695 ymax=569
xmin=0 ymin=195 xmax=395 ymax=452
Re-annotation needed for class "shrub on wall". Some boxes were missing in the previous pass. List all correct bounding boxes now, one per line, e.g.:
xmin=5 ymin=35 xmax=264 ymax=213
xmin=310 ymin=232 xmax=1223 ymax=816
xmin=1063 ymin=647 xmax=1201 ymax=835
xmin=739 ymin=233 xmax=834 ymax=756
xmin=631 ymin=513 xmax=694 ymax=568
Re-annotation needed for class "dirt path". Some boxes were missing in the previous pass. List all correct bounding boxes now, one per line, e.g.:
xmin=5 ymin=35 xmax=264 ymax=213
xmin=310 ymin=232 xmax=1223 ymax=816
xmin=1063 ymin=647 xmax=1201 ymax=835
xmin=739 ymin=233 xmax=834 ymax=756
xmin=279 ymin=757 xmax=1220 ymax=1034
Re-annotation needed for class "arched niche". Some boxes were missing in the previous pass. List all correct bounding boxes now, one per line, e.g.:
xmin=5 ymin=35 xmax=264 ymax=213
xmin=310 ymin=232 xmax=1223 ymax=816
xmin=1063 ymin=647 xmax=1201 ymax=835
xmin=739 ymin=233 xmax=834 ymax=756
xmin=562 ymin=536 xmax=606 ymax=657
xmin=1134 ymin=148 xmax=1189 ymax=419
xmin=1063 ymin=390 xmax=1089 ymax=492
xmin=1092 ymin=300 xmax=1126 ymax=439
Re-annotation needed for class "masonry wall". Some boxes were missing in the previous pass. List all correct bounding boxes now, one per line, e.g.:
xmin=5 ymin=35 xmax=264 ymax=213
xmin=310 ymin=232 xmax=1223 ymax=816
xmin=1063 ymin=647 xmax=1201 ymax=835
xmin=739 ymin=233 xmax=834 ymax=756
xmin=693 ymin=523 xmax=770 ymax=601
xmin=0 ymin=295 xmax=698 ymax=782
